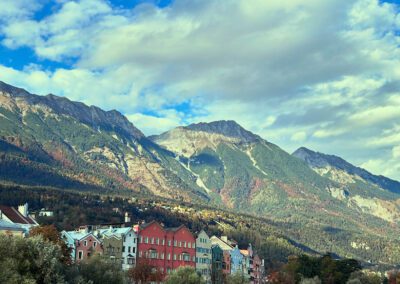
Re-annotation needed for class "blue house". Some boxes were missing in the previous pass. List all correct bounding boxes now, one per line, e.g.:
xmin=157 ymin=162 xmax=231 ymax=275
xmin=230 ymin=245 xmax=244 ymax=275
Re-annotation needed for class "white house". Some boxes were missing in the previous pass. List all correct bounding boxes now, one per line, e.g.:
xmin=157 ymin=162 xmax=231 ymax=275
xmin=0 ymin=203 xmax=38 ymax=235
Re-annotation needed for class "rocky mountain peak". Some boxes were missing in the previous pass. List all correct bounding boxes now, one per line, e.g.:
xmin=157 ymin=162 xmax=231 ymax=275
xmin=185 ymin=120 xmax=260 ymax=143
xmin=0 ymin=81 xmax=144 ymax=140
xmin=0 ymin=81 xmax=30 ymax=97
xmin=293 ymin=147 xmax=400 ymax=194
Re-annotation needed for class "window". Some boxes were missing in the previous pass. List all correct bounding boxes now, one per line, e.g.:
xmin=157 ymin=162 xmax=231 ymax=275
xmin=192 ymin=243 xmax=195 ymax=248
xmin=84 ymin=241 xmax=87 ymax=246
xmin=151 ymin=237 xmax=154 ymax=244
xmin=122 ymin=246 xmax=125 ymax=252
xmin=188 ymin=242 xmax=191 ymax=248
xmin=139 ymin=236 xmax=142 ymax=243
xmin=145 ymin=237 xmax=149 ymax=244
xmin=93 ymin=241 xmax=97 ymax=248
xmin=156 ymin=238 xmax=159 ymax=245
xmin=162 ymin=239 xmax=165 ymax=245
xmin=182 ymin=253 xmax=190 ymax=261
xmin=132 ymin=247 xmax=136 ymax=253
xmin=128 ymin=258 xmax=135 ymax=265
xmin=174 ymin=240 xmax=177 ymax=247
xmin=78 ymin=251 xmax=83 ymax=260
xmin=149 ymin=250 xmax=157 ymax=259
xmin=161 ymin=253 xmax=164 ymax=259
xmin=168 ymin=240 xmax=171 ymax=246
xmin=173 ymin=254 xmax=177 ymax=260
xmin=139 ymin=251 xmax=142 ymax=257
xmin=183 ymin=241 xmax=186 ymax=248
xmin=128 ymin=246 xmax=131 ymax=253
xmin=167 ymin=253 xmax=171 ymax=260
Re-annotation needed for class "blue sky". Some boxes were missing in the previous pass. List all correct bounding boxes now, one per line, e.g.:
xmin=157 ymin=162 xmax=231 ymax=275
xmin=0 ymin=0 xmax=399 ymax=180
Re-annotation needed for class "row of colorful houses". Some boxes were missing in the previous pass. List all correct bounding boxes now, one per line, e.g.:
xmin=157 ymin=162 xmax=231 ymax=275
xmin=61 ymin=220 xmax=265 ymax=283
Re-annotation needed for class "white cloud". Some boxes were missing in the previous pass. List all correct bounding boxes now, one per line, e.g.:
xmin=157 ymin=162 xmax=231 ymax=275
xmin=291 ymin=131 xmax=307 ymax=142
xmin=392 ymin=146 xmax=400 ymax=159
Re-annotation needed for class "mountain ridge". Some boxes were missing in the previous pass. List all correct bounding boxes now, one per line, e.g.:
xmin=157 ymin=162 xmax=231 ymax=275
xmin=2 ymin=81 xmax=400 ymax=265
xmin=293 ymin=146 xmax=400 ymax=193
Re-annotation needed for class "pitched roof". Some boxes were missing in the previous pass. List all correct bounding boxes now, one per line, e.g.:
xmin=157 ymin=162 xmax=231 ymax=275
xmin=0 ymin=205 xmax=37 ymax=225
xmin=210 ymin=236 xmax=233 ymax=251
xmin=0 ymin=219 xmax=25 ymax=231
xmin=100 ymin=227 xmax=134 ymax=238
xmin=139 ymin=220 xmax=161 ymax=230
xmin=165 ymin=224 xmax=185 ymax=232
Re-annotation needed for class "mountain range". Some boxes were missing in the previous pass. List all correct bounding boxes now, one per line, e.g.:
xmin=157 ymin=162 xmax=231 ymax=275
xmin=1 ymin=81 xmax=400 ymax=265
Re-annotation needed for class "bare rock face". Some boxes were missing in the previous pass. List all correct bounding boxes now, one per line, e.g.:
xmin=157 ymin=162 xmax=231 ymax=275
xmin=0 ymin=81 xmax=205 ymax=201
xmin=293 ymin=147 xmax=400 ymax=193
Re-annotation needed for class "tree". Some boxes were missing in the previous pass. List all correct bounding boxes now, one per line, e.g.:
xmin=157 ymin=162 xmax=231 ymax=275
xmin=165 ymin=266 xmax=205 ymax=284
xmin=346 ymin=271 xmax=382 ymax=284
xmin=0 ymin=235 xmax=66 ymax=284
xmin=30 ymin=224 xmax=72 ymax=264
xmin=65 ymin=254 xmax=126 ymax=284
xmin=128 ymin=258 xmax=163 ymax=284
xmin=225 ymin=272 xmax=247 ymax=284
xmin=300 ymin=276 xmax=322 ymax=284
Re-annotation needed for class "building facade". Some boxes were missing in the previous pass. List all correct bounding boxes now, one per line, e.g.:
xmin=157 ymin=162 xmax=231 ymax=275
xmin=0 ymin=203 xmax=38 ymax=235
xmin=136 ymin=221 xmax=196 ymax=278
xmin=211 ymin=244 xmax=224 ymax=284
xmin=61 ymin=229 xmax=103 ymax=262
xmin=230 ymin=245 xmax=244 ymax=275
xmin=210 ymin=235 xmax=233 ymax=276
xmin=196 ymin=230 xmax=212 ymax=283
xmin=252 ymin=254 xmax=263 ymax=284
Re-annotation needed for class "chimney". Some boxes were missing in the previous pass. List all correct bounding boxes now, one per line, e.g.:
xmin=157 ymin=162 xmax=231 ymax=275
xmin=124 ymin=212 xmax=131 ymax=223
xmin=18 ymin=203 xmax=28 ymax=217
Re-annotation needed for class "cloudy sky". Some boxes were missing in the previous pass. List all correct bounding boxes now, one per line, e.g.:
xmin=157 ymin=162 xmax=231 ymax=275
xmin=0 ymin=0 xmax=399 ymax=180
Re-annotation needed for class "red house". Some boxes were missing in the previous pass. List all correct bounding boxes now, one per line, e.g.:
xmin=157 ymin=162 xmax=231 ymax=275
xmin=135 ymin=221 xmax=196 ymax=277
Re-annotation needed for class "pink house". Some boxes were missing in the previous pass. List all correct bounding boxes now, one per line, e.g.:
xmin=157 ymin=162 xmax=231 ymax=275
xmin=62 ymin=229 xmax=103 ymax=262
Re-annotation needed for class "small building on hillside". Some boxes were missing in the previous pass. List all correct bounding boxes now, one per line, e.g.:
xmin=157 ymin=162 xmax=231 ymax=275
xmin=196 ymin=230 xmax=212 ymax=283
xmin=61 ymin=229 xmax=103 ymax=262
xmin=0 ymin=203 xmax=38 ymax=235
xmin=38 ymin=208 xmax=54 ymax=217
xmin=211 ymin=244 xmax=224 ymax=284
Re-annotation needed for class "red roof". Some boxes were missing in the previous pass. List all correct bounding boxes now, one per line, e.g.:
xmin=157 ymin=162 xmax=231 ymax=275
xmin=0 ymin=205 xmax=36 ymax=225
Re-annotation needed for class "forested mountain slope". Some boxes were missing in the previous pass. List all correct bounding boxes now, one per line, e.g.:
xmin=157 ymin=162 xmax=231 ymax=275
xmin=1 ymin=81 xmax=400 ymax=265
